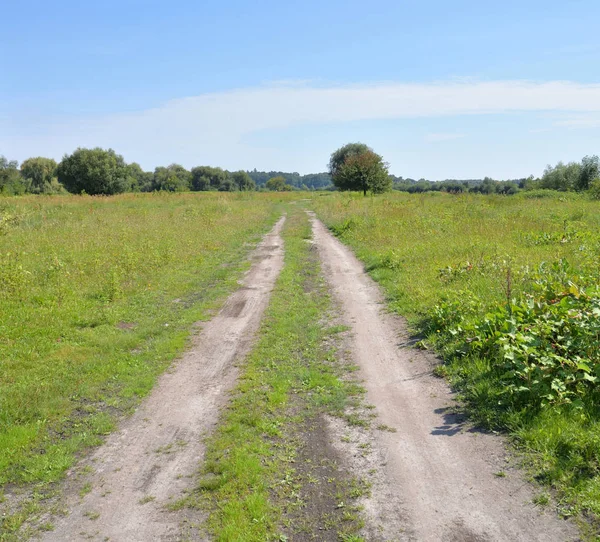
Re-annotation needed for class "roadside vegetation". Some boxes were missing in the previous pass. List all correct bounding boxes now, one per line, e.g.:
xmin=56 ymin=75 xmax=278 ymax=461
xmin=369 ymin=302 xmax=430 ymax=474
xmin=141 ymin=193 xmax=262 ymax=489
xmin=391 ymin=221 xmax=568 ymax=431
xmin=179 ymin=207 xmax=369 ymax=541
xmin=312 ymin=190 xmax=600 ymax=524
xmin=0 ymin=192 xmax=286 ymax=535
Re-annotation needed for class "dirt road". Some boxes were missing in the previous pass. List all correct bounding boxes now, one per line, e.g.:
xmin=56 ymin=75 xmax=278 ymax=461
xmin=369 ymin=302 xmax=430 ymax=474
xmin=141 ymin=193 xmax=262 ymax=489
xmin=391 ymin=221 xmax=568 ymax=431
xmin=42 ymin=217 xmax=285 ymax=542
xmin=310 ymin=215 xmax=578 ymax=542
xmin=36 ymin=211 xmax=581 ymax=541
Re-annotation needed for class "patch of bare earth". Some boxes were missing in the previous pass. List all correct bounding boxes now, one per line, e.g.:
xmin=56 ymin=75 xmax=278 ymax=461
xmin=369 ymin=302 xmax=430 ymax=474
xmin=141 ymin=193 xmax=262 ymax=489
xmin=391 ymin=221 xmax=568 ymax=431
xmin=35 ymin=217 xmax=285 ymax=542
xmin=310 ymin=214 xmax=579 ymax=542
xmin=278 ymin=414 xmax=367 ymax=542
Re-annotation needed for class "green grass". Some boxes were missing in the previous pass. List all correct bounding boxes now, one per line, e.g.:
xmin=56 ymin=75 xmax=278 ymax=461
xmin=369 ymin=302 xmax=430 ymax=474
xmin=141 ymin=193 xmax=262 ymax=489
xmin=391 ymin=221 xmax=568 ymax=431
xmin=313 ymin=191 xmax=599 ymax=319
xmin=0 ymin=192 xmax=288 ymax=535
xmin=182 ymin=206 xmax=367 ymax=541
xmin=311 ymin=190 xmax=600 ymax=524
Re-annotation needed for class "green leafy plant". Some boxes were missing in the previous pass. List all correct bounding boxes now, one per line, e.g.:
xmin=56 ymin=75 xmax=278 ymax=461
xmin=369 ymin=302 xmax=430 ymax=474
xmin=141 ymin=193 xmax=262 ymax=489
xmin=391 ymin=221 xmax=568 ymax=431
xmin=431 ymin=260 xmax=600 ymax=409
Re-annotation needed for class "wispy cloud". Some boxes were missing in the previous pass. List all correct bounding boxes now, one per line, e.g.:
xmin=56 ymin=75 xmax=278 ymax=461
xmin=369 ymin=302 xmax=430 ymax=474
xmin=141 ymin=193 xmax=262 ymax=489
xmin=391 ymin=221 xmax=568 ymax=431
xmin=552 ymin=113 xmax=600 ymax=128
xmin=4 ymin=79 xmax=600 ymax=171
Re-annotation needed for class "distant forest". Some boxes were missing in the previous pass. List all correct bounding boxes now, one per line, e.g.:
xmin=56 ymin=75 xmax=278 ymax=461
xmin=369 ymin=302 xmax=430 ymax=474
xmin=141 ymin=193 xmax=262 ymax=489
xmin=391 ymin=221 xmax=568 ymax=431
xmin=1 ymin=147 xmax=598 ymax=197
xmin=389 ymin=175 xmax=530 ymax=195
xmin=389 ymin=154 xmax=599 ymax=195
xmin=240 ymin=171 xmax=533 ymax=193
xmin=246 ymin=170 xmax=332 ymax=190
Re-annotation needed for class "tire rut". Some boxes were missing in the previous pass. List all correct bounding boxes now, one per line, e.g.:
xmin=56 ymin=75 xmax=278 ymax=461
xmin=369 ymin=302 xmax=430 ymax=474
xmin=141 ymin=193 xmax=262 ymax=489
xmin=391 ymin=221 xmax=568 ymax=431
xmin=310 ymin=214 xmax=579 ymax=542
xmin=40 ymin=216 xmax=286 ymax=542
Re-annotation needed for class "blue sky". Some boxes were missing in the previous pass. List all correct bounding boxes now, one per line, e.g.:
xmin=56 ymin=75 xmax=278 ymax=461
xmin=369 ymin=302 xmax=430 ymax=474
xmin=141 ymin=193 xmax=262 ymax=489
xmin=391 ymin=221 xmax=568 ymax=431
xmin=2 ymin=0 xmax=600 ymax=179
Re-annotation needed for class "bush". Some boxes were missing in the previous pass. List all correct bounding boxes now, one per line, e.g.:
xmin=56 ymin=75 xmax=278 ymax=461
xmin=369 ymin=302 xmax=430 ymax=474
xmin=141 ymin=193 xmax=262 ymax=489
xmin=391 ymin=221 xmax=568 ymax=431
xmin=516 ymin=189 xmax=581 ymax=201
xmin=37 ymin=179 xmax=68 ymax=195
xmin=588 ymin=179 xmax=600 ymax=200
xmin=430 ymin=260 xmax=600 ymax=410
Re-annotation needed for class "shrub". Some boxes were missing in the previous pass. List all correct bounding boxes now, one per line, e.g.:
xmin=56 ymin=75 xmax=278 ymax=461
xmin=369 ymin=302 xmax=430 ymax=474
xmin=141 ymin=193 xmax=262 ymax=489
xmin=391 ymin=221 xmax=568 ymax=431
xmin=431 ymin=260 xmax=600 ymax=410
xmin=588 ymin=179 xmax=600 ymax=200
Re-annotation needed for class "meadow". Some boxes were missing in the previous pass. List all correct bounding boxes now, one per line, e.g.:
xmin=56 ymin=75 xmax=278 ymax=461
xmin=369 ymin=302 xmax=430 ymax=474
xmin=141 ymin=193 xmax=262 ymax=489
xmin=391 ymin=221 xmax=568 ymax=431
xmin=0 ymin=192 xmax=284 ymax=494
xmin=312 ymin=190 xmax=600 ymax=520
xmin=3 ymin=189 xmax=600 ymax=536
xmin=1 ymin=197 xmax=368 ymax=540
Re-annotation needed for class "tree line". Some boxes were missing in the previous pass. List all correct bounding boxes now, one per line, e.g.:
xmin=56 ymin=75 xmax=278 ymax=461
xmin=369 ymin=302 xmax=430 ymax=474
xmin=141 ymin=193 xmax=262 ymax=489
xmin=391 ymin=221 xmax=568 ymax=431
xmin=392 ymin=176 xmax=524 ymax=195
xmin=391 ymin=155 xmax=600 ymax=196
xmin=0 ymin=148 xmax=333 ymax=196
xmin=247 ymin=170 xmax=332 ymax=190
xmin=2 ymin=145 xmax=599 ymax=197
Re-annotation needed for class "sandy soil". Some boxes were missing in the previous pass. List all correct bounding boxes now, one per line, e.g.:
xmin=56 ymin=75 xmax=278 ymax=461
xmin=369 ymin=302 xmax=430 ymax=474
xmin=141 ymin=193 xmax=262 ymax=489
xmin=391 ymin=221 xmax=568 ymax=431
xmin=41 ymin=217 xmax=285 ymax=542
xmin=310 ymin=215 xmax=579 ymax=542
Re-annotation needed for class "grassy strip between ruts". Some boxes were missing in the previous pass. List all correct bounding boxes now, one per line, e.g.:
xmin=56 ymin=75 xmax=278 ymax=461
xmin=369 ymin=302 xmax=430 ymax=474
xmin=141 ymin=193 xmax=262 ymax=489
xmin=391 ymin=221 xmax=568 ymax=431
xmin=0 ymin=193 xmax=284 ymax=539
xmin=177 ymin=206 xmax=369 ymax=541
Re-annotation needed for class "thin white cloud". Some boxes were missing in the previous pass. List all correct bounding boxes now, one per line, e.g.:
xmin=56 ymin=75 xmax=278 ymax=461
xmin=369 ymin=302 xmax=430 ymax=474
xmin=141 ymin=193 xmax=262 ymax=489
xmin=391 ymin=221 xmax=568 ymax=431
xmin=3 ymin=79 xmax=600 ymax=171
xmin=553 ymin=113 xmax=600 ymax=128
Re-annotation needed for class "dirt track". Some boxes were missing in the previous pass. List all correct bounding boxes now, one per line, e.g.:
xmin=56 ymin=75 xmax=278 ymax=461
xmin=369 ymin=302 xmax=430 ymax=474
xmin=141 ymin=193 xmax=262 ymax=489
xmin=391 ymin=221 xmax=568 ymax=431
xmin=42 ymin=217 xmax=285 ymax=542
xmin=310 ymin=215 xmax=578 ymax=542
xmin=36 ymin=211 xmax=582 ymax=541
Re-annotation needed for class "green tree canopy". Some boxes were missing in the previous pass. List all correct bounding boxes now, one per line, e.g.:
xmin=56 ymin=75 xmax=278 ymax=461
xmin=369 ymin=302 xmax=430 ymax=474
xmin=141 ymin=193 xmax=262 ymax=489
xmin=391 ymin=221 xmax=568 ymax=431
xmin=328 ymin=143 xmax=370 ymax=180
xmin=0 ymin=156 xmax=26 ymax=195
xmin=218 ymin=178 xmax=236 ymax=192
xmin=152 ymin=164 xmax=191 ymax=192
xmin=330 ymin=144 xmax=391 ymax=195
xmin=576 ymin=155 xmax=599 ymax=192
xmin=265 ymin=176 xmax=292 ymax=191
xmin=247 ymin=170 xmax=331 ymax=189
xmin=20 ymin=157 xmax=58 ymax=192
xmin=127 ymin=163 xmax=153 ymax=192
xmin=57 ymin=148 xmax=130 ymax=195
xmin=470 ymin=177 xmax=499 ymax=194
xmin=191 ymin=166 xmax=229 ymax=191
xmin=230 ymin=171 xmax=256 ymax=191
xmin=540 ymin=161 xmax=581 ymax=191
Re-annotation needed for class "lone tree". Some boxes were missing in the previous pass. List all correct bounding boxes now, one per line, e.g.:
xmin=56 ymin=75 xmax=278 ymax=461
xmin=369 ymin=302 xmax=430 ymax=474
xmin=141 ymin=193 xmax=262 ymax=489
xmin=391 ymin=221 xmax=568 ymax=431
xmin=57 ymin=148 xmax=130 ymax=195
xmin=329 ymin=143 xmax=391 ymax=195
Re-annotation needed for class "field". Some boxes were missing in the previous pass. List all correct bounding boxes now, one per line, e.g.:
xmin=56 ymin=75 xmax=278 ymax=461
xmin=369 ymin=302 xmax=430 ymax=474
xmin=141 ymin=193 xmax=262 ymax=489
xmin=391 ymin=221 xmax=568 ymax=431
xmin=1 ymin=190 xmax=600 ymax=539
xmin=0 ymin=192 xmax=285 ymax=490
